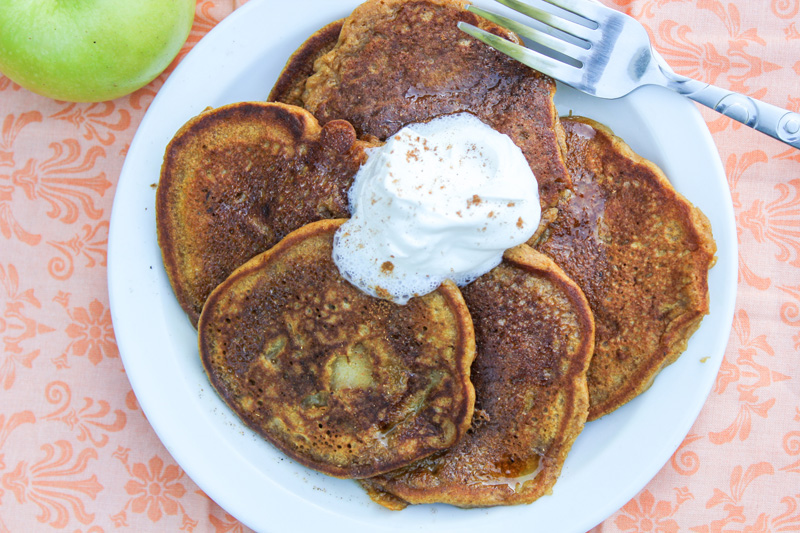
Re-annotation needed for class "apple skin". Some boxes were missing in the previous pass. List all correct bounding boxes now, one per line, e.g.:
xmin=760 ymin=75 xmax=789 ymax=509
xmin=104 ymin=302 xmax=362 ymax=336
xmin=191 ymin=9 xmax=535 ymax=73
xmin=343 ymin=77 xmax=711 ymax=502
xmin=0 ymin=0 xmax=196 ymax=102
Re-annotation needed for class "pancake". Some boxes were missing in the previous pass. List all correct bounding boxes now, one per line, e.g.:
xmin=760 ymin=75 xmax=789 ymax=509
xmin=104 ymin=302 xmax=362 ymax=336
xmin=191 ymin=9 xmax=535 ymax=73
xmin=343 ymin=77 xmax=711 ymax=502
xmin=268 ymin=19 xmax=344 ymax=108
xmin=284 ymin=0 xmax=570 ymax=211
xmin=156 ymin=101 xmax=379 ymax=326
xmin=198 ymin=219 xmax=477 ymax=479
xmin=360 ymin=244 xmax=594 ymax=508
xmin=533 ymin=117 xmax=716 ymax=421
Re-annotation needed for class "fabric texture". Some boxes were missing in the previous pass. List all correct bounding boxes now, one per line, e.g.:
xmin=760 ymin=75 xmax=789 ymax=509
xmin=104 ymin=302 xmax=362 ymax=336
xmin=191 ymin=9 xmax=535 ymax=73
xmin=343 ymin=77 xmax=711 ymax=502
xmin=1 ymin=0 xmax=798 ymax=531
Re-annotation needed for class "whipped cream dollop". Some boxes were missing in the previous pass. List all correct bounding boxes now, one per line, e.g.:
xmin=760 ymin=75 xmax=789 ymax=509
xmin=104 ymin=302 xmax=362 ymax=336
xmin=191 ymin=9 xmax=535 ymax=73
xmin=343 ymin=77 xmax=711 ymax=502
xmin=333 ymin=112 xmax=540 ymax=304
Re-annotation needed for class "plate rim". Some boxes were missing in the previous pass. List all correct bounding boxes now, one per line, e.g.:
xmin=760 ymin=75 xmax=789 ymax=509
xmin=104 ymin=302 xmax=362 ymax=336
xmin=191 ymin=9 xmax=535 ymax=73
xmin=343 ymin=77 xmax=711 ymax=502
xmin=108 ymin=1 xmax=737 ymax=531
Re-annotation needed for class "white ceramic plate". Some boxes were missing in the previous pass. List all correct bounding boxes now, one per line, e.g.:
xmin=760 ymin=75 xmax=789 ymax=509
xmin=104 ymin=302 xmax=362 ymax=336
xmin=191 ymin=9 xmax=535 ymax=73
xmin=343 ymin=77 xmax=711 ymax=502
xmin=108 ymin=1 xmax=737 ymax=531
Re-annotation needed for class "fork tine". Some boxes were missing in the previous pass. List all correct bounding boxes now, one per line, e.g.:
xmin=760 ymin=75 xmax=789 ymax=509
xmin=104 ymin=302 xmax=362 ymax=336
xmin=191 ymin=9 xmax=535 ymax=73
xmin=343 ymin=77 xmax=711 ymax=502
xmin=492 ymin=0 xmax=598 ymax=42
xmin=457 ymin=22 xmax=585 ymax=88
xmin=541 ymin=0 xmax=612 ymax=25
xmin=466 ymin=5 xmax=591 ymax=62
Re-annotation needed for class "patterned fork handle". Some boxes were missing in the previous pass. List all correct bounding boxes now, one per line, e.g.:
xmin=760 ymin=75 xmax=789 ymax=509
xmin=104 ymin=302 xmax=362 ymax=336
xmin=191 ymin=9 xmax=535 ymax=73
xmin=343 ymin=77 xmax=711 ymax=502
xmin=654 ymin=53 xmax=800 ymax=149
xmin=462 ymin=0 xmax=800 ymax=150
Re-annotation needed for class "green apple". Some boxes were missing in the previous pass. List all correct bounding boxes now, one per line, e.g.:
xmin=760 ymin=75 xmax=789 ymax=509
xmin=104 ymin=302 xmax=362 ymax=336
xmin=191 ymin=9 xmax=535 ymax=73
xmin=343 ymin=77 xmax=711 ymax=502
xmin=0 ymin=0 xmax=195 ymax=102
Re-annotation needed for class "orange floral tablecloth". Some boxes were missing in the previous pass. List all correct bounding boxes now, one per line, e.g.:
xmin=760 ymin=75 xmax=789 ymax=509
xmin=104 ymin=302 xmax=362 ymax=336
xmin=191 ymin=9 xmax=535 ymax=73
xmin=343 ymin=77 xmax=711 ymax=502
xmin=1 ymin=0 xmax=799 ymax=531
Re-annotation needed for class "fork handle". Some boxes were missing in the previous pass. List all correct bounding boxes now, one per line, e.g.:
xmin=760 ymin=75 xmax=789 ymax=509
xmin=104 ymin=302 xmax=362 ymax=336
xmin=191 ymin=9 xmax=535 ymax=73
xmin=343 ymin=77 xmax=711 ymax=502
xmin=665 ymin=76 xmax=800 ymax=149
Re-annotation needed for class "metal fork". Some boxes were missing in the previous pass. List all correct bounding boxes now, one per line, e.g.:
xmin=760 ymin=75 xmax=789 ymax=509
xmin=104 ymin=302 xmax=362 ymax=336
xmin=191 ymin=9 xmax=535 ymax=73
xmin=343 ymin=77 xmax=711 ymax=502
xmin=458 ymin=0 xmax=800 ymax=149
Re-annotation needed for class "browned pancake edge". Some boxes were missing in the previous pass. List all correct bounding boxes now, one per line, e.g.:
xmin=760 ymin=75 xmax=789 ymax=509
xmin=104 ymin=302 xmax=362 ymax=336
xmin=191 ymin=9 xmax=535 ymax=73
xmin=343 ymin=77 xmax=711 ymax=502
xmin=156 ymin=101 xmax=377 ymax=326
xmin=268 ymin=19 xmax=345 ymax=107
xmin=360 ymin=244 xmax=594 ymax=507
xmin=534 ymin=116 xmax=716 ymax=421
xmin=299 ymin=0 xmax=571 ymax=212
xmin=198 ymin=219 xmax=477 ymax=479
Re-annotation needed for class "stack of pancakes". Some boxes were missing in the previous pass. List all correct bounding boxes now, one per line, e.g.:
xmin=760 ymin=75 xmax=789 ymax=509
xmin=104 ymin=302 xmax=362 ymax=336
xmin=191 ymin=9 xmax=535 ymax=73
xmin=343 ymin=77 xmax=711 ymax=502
xmin=156 ymin=0 xmax=715 ymax=510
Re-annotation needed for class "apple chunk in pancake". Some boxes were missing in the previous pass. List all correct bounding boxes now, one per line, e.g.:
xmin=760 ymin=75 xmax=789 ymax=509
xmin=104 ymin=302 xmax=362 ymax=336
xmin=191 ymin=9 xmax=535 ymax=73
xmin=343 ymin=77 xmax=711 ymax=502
xmin=198 ymin=219 xmax=477 ymax=479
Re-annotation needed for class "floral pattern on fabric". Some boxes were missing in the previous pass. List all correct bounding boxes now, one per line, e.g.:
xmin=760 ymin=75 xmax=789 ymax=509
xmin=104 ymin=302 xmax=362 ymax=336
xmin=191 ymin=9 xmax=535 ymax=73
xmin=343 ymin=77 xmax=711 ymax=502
xmin=1 ymin=0 xmax=798 ymax=531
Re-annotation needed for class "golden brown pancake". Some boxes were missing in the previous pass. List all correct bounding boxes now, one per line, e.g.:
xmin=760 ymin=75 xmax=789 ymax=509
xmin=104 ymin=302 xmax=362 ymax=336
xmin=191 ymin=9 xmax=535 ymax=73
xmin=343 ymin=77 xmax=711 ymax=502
xmin=156 ymin=101 xmax=379 ymax=326
xmin=268 ymin=20 xmax=344 ymax=108
xmin=533 ymin=117 xmax=716 ymax=421
xmin=198 ymin=219 xmax=477 ymax=479
xmin=281 ymin=0 xmax=570 ymax=211
xmin=360 ymin=244 xmax=594 ymax=508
